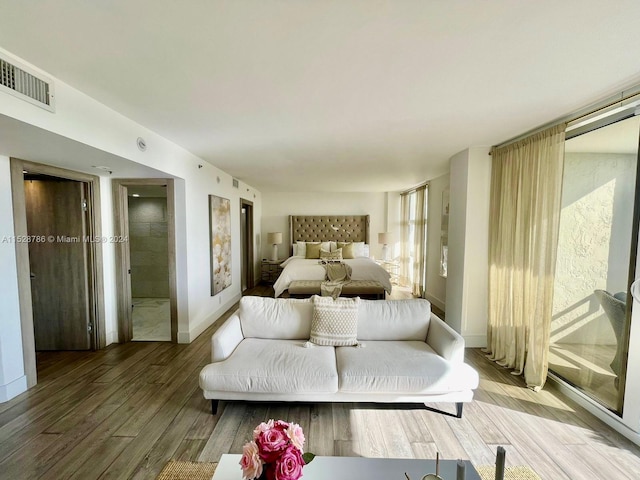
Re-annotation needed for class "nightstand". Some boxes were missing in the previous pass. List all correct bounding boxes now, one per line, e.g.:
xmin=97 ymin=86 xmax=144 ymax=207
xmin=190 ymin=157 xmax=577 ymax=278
xmin=376 ymin=260 xmax=399 ymax=285
xmin=261 ymin=259 xmax=283 ymax=284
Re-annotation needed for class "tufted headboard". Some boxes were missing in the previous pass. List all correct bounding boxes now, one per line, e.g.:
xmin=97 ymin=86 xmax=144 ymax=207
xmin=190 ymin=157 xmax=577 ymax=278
xmin=289 ymin=215 xmax=370 ymax=254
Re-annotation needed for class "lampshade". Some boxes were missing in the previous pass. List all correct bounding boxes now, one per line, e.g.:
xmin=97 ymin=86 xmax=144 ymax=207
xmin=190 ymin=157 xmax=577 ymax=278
xmin=267 ymin=232 xmax=283 ymax=245
xmin=378 ymin=232 xmax=392 ymax=245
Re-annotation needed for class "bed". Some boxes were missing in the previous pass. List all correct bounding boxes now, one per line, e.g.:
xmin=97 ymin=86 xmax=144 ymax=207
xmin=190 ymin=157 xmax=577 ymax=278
xmin=272 ymin=215 xmax=392 ymax=298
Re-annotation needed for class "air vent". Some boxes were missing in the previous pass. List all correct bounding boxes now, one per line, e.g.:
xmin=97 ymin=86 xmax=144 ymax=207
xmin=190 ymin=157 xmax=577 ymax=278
xmin=232 ymin=178 xmax=239 ymax=188
xmin=0 ymin=54 xmax=55 ymax=112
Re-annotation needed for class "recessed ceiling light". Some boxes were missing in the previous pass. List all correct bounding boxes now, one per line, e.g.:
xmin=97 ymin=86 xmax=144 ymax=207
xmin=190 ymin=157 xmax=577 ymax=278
xmin=22 ymin=170 xmax=28 ymax=174
xmin=132 ymin=193 xmax=140 ymax=197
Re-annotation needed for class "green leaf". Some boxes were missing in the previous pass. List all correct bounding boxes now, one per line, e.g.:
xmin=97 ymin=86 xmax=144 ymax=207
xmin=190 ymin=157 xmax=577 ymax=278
xmin=302 ymin=452 xmax=316 ymax=464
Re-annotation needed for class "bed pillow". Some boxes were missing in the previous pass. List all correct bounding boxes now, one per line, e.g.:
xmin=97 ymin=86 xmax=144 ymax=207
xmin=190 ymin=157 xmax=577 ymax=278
xmin=338 ymin=242 xmax=355 ymax=259
xmin=296 ymin=241 xmax=307 ymax=257
xmin=310 ymin=295 xmax=360 ymax=346
xmin=351 ymin=242 xmax=366 ymax=257
xmin=320 ymin=248 xmax=342 ymax=261
xmin=305 ymin=242 xmax=322 ymax=259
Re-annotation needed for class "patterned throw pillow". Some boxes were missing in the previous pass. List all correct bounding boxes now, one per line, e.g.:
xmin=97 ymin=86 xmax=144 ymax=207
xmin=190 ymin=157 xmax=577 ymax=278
xmin=320 ymin=248 xmax=342 ymax=261
xmin=310 ymin=296 xmax=360 ymax=346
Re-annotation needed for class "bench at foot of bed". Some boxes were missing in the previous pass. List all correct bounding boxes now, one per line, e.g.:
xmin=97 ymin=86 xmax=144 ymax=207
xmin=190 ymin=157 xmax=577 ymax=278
xmin=287 ymin=280 xmax=385 ymax=299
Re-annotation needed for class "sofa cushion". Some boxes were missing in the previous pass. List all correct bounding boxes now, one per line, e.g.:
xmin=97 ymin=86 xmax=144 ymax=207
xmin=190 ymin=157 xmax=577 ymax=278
xmin=336 ymin=341 xmax=480 ymax=394
xmin=200 ymin=338 xmax=338 ymax=394
xmin=357 ymin=299 xmax=431 ymax=341
xmin=239 ymin=296 xmax=313 ymax=339
xmin=310 ymin=296 xmax=360 ymax=346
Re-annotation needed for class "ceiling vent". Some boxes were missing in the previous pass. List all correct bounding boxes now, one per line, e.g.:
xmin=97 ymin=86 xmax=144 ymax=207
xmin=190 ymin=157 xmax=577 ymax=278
xmin=0 ymin=53 xmax=55 ymax=112
xmin=232 ymin=178 xmax=239 ymax=188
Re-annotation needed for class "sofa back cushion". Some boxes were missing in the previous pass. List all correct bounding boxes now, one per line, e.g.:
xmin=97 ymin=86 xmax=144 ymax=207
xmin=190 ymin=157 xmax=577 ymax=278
xmin=357 ymin=299 xmax=431 ymax=341
xmin=239 ymin=296 xmax=313 ymax=339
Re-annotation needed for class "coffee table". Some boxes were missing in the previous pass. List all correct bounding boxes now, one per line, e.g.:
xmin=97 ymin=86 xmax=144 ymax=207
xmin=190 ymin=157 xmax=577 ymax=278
xmin=213 ymin=454 xmax=482 ymax=480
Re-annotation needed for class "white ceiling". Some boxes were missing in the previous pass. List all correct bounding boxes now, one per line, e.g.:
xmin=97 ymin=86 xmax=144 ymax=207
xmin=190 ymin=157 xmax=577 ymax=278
xmin=1 ymin=1 xmax=640 ymax=192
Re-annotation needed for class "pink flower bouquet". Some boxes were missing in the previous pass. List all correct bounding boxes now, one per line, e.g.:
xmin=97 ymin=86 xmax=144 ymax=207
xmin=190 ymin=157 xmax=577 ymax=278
xmin=240 ymin=420 xmax=315 ymax=480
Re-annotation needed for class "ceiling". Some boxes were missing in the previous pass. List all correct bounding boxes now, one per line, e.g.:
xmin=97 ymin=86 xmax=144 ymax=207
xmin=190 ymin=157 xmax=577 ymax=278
xmin=1 ymin=1 xmax=640 ymax=192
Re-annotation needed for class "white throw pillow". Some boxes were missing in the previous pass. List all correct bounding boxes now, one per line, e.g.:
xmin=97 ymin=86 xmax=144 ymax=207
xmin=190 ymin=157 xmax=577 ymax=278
xmin=352 ymin=242 xmax=366 ymax=257
xmin=296 ymin=241 xmax=307 ymax=257
xmin=310 ymin=296 xmax=360 ymax=346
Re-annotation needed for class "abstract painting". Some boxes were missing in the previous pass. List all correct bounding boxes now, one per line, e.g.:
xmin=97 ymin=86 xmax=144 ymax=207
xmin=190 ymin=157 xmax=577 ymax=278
xmin=209 ymin=194 xmax=232 ymax=295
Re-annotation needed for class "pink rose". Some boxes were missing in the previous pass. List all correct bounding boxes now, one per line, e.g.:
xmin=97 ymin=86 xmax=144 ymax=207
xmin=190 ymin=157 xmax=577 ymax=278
xmin=286 ymin=423 xmax=305 ymax=453
xmin=256 ymin=424 xmax=289 ymax=463
xmin=273 ymin=444 xmax=304 ymax=480
xmin=253 ymin=419 xmax=275 ymax=440
xmin=240 ymin=441 xmax=264 ymax=480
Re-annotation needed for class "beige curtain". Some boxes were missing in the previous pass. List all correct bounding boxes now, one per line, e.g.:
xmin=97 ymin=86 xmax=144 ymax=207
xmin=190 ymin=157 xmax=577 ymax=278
xmin=486 ymin=124 xmax=566 ymax=390
xmin=399 ymin=194 xmax=411 ymax=286
xmin=400 ymin=186 xmax=428 ymax=296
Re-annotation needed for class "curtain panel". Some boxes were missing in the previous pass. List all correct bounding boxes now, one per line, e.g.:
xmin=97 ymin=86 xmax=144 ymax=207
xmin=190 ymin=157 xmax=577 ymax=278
xmin=400 ymin=186 xmax=428 ymax=296
xmin=487 ymin=124 xmax=566 ymax=390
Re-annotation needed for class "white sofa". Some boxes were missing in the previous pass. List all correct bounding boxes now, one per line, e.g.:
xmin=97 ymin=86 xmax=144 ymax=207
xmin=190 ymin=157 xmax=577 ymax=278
xmin=199 ymin=296 xmax=479 ymax=417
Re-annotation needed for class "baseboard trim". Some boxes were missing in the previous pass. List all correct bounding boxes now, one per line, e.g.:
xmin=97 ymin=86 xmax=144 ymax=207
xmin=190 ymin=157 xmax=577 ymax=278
xmin=424 ymin=293 xmax=445 ymax=311
xmin=178 ymin=293 xmax=242 ymax=344
xmin=0 ymin=375 xmax=27 ymax=403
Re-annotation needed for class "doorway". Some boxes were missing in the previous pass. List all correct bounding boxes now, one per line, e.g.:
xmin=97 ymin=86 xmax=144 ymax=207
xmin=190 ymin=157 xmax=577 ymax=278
xmin=10 ymin=159 xmax=106 ymax=387
xmin=240 ymin=198 xmax=254 ymax=292
xmin=112 ymin=179 xmax=177 ymax=343
xmin=128 ymin=186 xmax=171 ymax=340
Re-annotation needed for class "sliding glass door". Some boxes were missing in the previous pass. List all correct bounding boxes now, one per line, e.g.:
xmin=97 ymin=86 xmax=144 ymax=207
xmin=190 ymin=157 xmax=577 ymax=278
xmin=549 ymin=114 xmax=639 ymax=414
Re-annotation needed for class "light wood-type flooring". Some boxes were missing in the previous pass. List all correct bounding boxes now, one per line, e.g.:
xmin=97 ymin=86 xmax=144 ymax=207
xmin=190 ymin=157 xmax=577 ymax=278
xmin=1 ymin=288 xmax=640 ymax=479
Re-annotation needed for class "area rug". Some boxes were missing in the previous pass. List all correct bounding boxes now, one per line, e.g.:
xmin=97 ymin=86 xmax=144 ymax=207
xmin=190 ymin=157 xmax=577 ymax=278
xmin=156 ymin=461 xmax=217 ymax=480
xmin=476 ymin=465 xmax=542 ymax=480
xmin=156 ymin=461 xmax=541 ymax=480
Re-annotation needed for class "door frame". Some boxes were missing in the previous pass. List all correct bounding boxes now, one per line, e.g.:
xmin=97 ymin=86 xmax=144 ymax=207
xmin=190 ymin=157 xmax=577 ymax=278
xmin=112 ymin=178 xmax=178 ymax=343
xmin=10 ymin=158 xmax=106 ymax=388
xmin=240 ymin=198 xmax=255 ymax=291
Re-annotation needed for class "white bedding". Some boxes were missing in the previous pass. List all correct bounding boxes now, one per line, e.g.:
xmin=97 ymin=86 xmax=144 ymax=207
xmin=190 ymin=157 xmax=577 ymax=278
xmin=273 ymin=257 xmax=392 ymax=298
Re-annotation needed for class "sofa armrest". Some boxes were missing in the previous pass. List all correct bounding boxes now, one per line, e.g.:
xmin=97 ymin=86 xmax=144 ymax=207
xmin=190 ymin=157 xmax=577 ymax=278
xmin=212 ymin=313 xmax=244 ymax=363
xmin=426 ymin=313 xmax=465 ymax=363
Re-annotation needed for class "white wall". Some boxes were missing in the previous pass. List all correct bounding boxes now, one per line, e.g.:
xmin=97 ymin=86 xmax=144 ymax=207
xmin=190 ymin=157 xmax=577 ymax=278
xmin=446 ymin=147 xmax=491 ymax=346
xmin=0 ymin=155 xmax=27 ymax=402
xmin=0 ymin=48 xmax=262 ymax=401
xmin=425 ymin=173 xmax=449 ymax=310
xmin=261 ymin=192 xmax=392 ymax=260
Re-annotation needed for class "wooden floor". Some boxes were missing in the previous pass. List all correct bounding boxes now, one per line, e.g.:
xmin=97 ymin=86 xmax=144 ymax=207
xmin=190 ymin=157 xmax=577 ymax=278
xmin=1 ymin=291 xmax=640 ymax=479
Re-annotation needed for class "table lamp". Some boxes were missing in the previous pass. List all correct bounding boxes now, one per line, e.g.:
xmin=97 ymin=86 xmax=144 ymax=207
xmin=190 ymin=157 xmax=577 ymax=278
xmin=267 ymin=232 xmax=282 ymax=261
xmin=378 ymin=232 xmax=393 ymax=261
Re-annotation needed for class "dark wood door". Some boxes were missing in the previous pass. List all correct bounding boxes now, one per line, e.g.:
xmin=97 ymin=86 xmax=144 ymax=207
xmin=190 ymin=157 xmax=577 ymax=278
xmin=25 ymin=177 xmax=91 ymax=350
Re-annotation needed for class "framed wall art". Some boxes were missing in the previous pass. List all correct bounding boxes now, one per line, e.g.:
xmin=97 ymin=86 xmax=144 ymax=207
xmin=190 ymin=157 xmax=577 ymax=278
xmin=209 ymin=194 xmax=232 ymax=295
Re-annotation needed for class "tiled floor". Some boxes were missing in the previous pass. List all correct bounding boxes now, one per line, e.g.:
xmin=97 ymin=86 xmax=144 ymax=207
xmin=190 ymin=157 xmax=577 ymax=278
xmin=131 ymin=297 xmax=171 ymax=341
